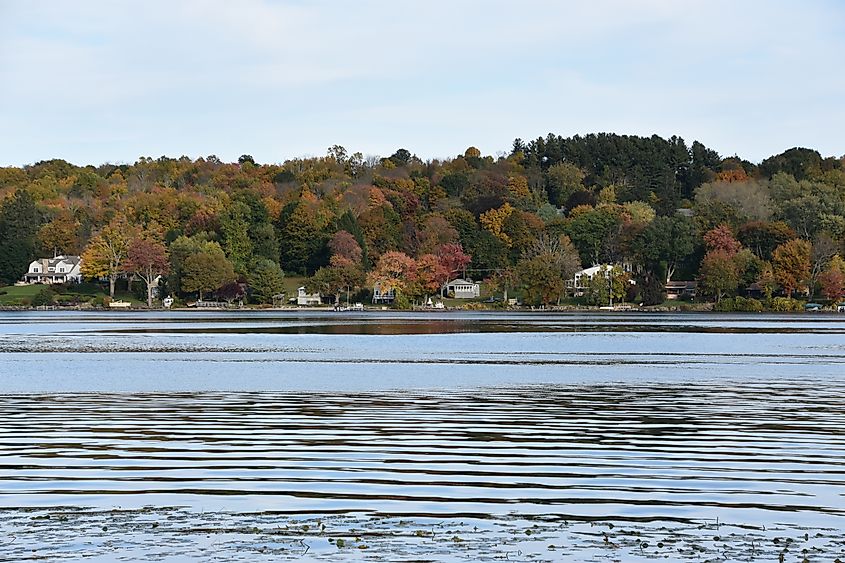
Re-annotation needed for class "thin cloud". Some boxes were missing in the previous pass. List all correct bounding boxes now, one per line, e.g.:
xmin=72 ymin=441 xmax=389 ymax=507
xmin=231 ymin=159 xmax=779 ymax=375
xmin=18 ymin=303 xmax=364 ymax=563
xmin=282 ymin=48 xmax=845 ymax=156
xmin=1 ymin=0 xmax=843 ymax=165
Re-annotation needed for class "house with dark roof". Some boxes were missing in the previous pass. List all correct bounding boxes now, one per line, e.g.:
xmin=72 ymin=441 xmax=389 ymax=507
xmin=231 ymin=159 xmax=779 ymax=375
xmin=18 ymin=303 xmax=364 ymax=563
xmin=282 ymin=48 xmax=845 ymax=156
xmin=665 ymin=280 xmax=697 ymax=300
xmin=24 ymin=256 xmax=82 ymax=284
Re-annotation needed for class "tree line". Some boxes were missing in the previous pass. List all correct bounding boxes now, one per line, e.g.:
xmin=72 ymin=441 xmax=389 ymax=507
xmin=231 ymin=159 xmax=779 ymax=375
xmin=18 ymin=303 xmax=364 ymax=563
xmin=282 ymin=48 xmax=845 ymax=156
xmin=0 ymin=135 xmax=844 ymax=307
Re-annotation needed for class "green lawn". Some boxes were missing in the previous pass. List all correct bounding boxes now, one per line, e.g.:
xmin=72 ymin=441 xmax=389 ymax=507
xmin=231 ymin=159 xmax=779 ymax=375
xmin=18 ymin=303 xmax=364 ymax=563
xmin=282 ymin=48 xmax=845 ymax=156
xmin=0 ymin=282 xmax=145 ymax=307
xmin=0 ymin=284 xmax=43 ymax=305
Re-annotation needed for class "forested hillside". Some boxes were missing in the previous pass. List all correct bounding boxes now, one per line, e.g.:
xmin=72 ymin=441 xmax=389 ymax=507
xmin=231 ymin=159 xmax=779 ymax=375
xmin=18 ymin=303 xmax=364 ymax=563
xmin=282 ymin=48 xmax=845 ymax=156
xmin=1 ymin=133 xmax=844 ymax=307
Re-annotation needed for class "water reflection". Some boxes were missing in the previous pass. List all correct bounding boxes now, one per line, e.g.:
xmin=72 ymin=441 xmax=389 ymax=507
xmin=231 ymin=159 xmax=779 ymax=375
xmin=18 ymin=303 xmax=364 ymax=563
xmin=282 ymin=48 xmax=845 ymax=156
xmin=2 ymin=311 xmax=845 ymax=560
xmin=2 ymin=383 xmax=845 ymax=529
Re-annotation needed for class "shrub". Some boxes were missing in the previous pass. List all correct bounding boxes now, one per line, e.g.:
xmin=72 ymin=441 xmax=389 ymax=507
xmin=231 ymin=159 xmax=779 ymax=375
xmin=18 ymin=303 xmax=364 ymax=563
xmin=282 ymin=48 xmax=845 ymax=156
xmin=770 ymin=297 xmax=803 ymax=312
xmin=714 ymin=298 xmax=735 ymax=312
xmin=31 ymin=287 xmax=56 ymax=307
xmin=741 ymin=297 xmax=763 ymax=312
xmin=392 ymin=292 xmax=411 ymax=310
xmin=90 ymin=296 xmax=109 ymax=308
xmin=715 ymin=296 xmax=764 ymax=312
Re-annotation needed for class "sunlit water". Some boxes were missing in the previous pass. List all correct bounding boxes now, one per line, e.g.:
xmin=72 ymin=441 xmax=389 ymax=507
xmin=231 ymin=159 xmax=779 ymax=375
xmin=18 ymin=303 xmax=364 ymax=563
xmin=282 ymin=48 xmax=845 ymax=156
xmin=1 ymin=311 xmax=844 ymax=561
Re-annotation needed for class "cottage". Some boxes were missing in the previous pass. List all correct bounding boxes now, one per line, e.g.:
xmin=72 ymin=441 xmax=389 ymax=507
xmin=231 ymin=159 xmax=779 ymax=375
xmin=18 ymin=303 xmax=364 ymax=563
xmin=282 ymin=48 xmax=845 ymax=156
xmin=24 ymin=256 xmax=82 ymax=284
xmin=296 ymin=286 xmax=322 ymax=306
xmin=372 ymin=282 xmax=395 ymax=304
xmin=443 ymin=278 xmax=480 ymax=299
xmin=665 ymin=280 xmax=697 ymax=300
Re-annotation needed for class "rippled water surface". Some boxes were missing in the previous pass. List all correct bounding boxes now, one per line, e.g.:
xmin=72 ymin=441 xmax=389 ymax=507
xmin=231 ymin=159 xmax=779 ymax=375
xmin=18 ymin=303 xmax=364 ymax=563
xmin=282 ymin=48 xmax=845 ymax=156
xmin=1 ymin=311 xmax=845 ymax=561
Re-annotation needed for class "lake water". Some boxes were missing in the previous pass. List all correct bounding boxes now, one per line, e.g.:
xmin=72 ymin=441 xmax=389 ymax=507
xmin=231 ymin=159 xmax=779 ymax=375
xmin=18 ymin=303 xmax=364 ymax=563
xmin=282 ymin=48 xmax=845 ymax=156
xmin=1 ymin=311 xmax=845 ymax=561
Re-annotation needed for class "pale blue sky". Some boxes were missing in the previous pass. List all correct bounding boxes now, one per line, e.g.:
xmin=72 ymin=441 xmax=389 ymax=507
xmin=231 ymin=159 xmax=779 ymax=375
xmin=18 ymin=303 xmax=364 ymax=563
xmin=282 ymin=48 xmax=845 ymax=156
xmin=1 ymin=0 xmax=843 ymax=166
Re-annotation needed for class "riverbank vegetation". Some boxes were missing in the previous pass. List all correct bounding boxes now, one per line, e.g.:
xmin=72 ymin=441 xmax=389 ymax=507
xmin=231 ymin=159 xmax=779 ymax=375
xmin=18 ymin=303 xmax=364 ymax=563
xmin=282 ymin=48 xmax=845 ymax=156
xmin=1 ymin=135 xmax=844 ymax=309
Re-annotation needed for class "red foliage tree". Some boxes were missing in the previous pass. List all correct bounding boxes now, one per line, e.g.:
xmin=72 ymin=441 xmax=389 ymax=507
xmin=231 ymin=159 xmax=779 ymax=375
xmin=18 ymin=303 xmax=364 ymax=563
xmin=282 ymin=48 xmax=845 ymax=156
xmin=328 ymin=230 xmax=362 ymax=264
xmin=704 ymin=224 xmax=741 ymax=256
xmin=416 ymin=254 xmax=450 ymax=298
xmin=436 ymin=243 xmax=472 ymax=280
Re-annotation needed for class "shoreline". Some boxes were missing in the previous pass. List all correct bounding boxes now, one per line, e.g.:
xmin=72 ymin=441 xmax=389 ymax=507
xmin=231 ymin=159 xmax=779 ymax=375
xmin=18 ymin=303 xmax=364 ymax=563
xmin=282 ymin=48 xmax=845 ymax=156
xmin=1 ymin=304 xmax=844 ymax=315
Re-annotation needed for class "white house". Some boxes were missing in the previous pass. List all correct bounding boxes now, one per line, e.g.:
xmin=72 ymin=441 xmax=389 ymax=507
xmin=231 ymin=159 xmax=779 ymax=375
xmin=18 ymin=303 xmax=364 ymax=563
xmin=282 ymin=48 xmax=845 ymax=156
xmin=296 ymin=286 xmax=322 ymax=306
xmin=567 ymin=264 xmax=634 ymax=296
xmin=24 ymin=256 xmax=83 ymax=284
xmin=443 ymin=278 xmax=480 ymax=299
xmin=372 ymin=282 xmax=395 ymax=304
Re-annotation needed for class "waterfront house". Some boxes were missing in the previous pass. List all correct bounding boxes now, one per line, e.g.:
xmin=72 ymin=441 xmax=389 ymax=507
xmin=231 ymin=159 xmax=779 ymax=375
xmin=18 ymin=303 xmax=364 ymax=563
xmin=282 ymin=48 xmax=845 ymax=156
xmin=665 ymin=280 xmax=697 ymax=300
xmin=296 ymin=286 xmax=322 ymax=306
xmin=24 ymin=256 xmax=82 ymax=284
xmin=567 ymin=264 xmax=633 ymax=297
xmin=443 ymin=278 xmax=480 ymax=299
xmin=372 ymin=282 xmax=395 ymax=304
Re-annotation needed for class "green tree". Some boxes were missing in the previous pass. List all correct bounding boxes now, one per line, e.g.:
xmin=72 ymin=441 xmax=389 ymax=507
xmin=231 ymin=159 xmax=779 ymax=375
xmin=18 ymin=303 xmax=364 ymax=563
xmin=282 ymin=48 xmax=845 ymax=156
xmin=277 ymin=200 xmax=331 ymax=275
xmin=250 ymin=222 xmax=279 ymax=263
xmin=309 ymin=257 xmax=365 ymax=305
xmin=168 ymin=234 xmax=216 ymax=295
xmin=0 ymin=190 xmax=43 ymax=284
xmin=565 ymin=206 xmax=621 ymax=266
xmin=632 ymin=215 xmax=696 ymax=284
xmin=583 ymin=265 xmax=629 ymax=306
xmin=220 ymin=203 xmax=254 ymax=273
xmin=699 ymin=249 xmax=739 ymax=302
xmin=182 ymin=244 xmax=236 ymax=300
xmin=248 ymin=258 xmax=286 ymax=304
xmin=545 ymin=162 xmax=585 ymax=207
xmin=522 ymin=233 xmax=582 ymax=303
xmin=517 ymin=254 xmax=564 ymax=307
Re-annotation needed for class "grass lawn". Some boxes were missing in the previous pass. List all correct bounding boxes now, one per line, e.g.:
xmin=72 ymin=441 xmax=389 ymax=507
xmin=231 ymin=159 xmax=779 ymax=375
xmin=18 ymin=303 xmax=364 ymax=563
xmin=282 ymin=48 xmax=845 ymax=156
xmin=0 ymin=284 xmax=44 ymax=305
xmin=0 ymin=282 xmax=145 ymax=307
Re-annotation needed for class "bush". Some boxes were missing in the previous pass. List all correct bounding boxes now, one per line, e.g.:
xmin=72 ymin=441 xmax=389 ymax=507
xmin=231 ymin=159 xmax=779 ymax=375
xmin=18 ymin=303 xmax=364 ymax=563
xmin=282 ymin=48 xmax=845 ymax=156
xmin=90 ymin=296 xmax=109 ymax=308
xmin=31 ymin=287 xmax=55 ymax=307
xmin=770 ymin=297 xmax=803 ymax=312
xmin=392 ymin=292 xmax=411 ymax=310
xmin=715 ymin=296 xmax=764 ymax=312
xmin=714 ymin=298 xmax=735 ymax=312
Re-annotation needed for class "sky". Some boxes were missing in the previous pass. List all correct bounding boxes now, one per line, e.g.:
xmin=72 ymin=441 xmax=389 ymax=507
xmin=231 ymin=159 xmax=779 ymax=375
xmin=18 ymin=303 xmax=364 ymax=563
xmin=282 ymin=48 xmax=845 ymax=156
xmin=1 ymin=0 xmax=844 ymax=167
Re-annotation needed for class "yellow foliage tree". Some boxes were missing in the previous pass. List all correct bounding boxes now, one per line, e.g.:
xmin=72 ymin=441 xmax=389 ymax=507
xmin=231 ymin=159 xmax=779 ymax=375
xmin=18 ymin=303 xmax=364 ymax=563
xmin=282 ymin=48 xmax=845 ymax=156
xmin=81 ymin=218 xmax=137 ymax=297
xmin=506 ymin=176 xmax=531 ymax=202
xmin=480 ymin=203 xmax=515 ymax=247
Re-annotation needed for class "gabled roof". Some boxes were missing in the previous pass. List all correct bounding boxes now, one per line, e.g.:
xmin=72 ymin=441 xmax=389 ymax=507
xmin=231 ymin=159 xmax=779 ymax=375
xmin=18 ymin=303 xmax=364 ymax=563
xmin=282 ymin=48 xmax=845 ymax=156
xmin=445 ymin=278 xmax=477 ymax=285
xmin=31 ymin=255 xmax=81 ymax=268
xmin=575 ymin=265 xmax=605 ymax=277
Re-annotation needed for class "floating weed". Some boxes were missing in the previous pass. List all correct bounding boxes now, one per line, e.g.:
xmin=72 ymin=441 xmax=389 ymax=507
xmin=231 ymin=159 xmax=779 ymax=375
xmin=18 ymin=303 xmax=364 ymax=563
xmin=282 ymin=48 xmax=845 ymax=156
xmin=4 ymin=508 xmax=844 ymax=561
